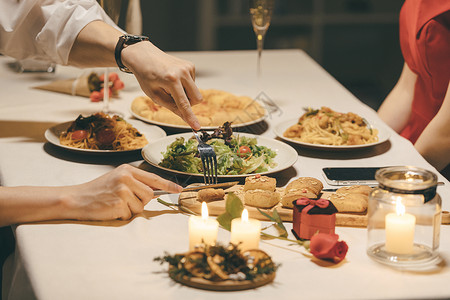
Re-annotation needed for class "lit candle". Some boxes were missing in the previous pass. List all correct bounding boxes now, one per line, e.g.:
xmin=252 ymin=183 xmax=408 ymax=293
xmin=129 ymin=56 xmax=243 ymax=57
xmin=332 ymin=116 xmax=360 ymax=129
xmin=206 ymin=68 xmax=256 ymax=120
xmin=230 ymin=209 xmax=261 ymax=251
xmin=385 ymin=197 xmax=416 ymax=254
xmin=188 ymin=202 xmax=219 ymax=251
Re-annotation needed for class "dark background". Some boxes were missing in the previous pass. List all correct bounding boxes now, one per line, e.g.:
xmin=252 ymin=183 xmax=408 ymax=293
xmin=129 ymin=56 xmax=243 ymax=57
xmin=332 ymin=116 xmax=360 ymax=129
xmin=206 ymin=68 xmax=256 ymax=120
xmin=121 ymin=0 xmax=405 ymax=110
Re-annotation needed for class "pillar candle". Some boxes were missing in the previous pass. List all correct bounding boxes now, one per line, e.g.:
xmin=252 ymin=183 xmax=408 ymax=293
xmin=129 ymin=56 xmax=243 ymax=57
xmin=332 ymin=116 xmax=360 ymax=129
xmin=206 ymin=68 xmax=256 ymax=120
xmin=230 ymin=208 xmax=261 ymax=251
xmin=188 ymin=202 xmax=218 ymax=251
xmin=385 ymin=198 xmax=416 ymax=254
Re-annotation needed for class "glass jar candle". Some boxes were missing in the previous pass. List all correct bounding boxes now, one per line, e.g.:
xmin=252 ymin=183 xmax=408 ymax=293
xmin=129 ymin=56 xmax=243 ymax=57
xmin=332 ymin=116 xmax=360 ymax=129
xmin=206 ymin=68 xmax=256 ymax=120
xmin=366 ymin=166 xmax=441 ymax=266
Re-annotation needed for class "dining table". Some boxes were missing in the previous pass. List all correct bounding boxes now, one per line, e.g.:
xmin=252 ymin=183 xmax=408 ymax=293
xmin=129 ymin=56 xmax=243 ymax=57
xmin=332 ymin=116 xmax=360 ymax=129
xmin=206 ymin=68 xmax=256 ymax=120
xmin=1 ymin=49 xmax=449 ymax=300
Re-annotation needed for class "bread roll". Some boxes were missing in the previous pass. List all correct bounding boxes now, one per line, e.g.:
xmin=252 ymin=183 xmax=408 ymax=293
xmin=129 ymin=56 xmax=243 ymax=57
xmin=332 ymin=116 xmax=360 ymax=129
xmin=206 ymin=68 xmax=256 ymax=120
xmin=336 ymin=185 xmax=372 ymax=196
xmin=329 ymin=193 xmax=367 ymax=213
xmin=285 ymin=177 xmax=323 ymax=196
xmin=244 ymin=175 xmax=276 ymax=192
xmin=244 ymin=189 xmax=280 ymax=208
xmin=327 ymin=185 xmax=372 ymax=213
xmin=280 ymin=177 xmax=323 ymax=208
xmin=281 ymin=189 xmax=317 ymax=208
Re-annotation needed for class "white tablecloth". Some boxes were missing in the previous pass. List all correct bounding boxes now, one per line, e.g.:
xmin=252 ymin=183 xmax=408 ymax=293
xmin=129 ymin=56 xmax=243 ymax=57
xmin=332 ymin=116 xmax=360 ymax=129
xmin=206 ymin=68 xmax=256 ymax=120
xmin=1 ymin=50 xmax=449 ymax=300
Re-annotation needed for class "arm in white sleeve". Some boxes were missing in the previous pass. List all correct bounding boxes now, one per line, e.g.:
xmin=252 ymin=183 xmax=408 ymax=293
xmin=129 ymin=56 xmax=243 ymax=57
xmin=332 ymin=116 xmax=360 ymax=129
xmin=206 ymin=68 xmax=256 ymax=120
xmin=0 ymin=0 xmax=120 ymax=65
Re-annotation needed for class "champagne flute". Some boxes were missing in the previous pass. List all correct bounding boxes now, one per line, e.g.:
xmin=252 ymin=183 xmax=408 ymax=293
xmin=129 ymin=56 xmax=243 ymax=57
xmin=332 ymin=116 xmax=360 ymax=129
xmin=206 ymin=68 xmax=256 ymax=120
xmin=98 ymin=0 xmax=122 ymax=115
xmin=249 ymin=0 xmax=274 ymax=80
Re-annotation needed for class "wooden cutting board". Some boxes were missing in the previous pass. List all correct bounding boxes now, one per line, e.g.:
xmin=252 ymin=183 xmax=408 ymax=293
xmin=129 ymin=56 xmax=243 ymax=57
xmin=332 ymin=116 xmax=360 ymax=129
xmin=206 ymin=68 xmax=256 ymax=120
xmin=179 ymin=184 xmax=450 ymax=227
xmin=179 ymin=185 xmax=368 ymax=227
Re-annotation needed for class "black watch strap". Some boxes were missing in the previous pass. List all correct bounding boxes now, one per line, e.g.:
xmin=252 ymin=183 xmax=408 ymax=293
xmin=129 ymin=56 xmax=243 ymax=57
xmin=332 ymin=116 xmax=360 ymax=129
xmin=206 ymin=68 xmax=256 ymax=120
xmin=114 ymin=35 xmax=149 ymax=73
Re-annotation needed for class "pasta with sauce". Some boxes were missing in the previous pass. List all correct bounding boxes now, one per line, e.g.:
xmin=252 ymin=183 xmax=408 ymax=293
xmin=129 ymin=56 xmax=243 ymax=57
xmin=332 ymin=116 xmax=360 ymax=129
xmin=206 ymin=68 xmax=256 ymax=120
xmin=60 ymin=113 xmax=148 ymax=151
xmin=283 ymin=107 xmax=378 ymax=146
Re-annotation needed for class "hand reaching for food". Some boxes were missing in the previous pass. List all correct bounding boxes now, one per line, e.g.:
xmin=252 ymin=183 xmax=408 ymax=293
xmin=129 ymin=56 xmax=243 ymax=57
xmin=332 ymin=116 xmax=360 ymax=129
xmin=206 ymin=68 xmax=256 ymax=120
xmin=121 ymin=41 xmax=203 ymax=130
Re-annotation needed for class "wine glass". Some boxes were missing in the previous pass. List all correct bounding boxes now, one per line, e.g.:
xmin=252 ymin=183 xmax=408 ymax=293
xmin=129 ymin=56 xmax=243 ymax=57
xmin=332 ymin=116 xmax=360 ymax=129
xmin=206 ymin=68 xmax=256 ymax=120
xmin=98 ymin=0 xmax=122 ymax=115
xmin=249 ymin=0 xmax=274 ymax=80
xmin=249 ymin=0 xmax=278 ymax=114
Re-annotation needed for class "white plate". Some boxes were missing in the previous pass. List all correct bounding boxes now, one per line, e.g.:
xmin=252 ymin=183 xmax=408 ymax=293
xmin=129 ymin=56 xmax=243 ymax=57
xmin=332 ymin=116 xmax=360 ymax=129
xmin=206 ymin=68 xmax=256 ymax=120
xmin=141 ymin=132 xmax=298 ymax=178
xmin=45 ymin=119 xmax=166 ymax=153
xmin=130 ymin=106 xmax=268 ymax=130
xmin=273 ymin=117 xmax=391 ymax=150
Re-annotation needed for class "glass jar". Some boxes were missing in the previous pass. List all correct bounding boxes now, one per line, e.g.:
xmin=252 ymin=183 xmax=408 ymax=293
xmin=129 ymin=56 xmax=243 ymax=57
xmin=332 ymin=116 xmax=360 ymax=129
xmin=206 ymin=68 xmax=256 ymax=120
xmin=366 ymin=166 xmax=441 ymax=267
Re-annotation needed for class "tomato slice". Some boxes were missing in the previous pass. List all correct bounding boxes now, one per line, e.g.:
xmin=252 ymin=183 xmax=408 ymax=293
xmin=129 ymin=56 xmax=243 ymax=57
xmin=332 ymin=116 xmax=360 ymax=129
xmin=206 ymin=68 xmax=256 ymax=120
xmin=237 ymin=145 xmax=251 ymax=157
xmin=71 ymin=130 xmax=88 ymax=141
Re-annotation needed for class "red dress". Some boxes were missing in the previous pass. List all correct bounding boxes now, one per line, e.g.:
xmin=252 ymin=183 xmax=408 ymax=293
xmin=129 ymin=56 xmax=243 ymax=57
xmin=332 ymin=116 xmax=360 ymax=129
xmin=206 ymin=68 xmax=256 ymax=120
xmin=399 ymin=0 xmax=450 ymax=178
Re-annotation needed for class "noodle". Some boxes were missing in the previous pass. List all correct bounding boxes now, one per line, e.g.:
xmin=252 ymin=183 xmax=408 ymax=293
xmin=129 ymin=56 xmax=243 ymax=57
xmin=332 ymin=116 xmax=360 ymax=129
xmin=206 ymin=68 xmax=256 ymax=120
xmin=60 ymin=113 xmax=148 ymax=150
xmin=283 ymin=107 xmax=378 ymax=146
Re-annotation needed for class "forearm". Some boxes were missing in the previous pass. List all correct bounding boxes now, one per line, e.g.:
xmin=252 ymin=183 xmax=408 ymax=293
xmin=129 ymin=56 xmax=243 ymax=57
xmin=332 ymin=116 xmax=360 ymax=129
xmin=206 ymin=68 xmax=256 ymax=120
xmin=378 ymin=63 xmax=417 ymax=132
xmin=416 ymin=136 xmax=450 ymax=171
xmin=68 ymin=20 xmax=122 ymax=68
xmin=0 ymin=186 xmax=73 ymax=227
xmin=1 ymin=1 xmax=115 ymax=65
xmin=415 ymin=82 xmax=450 ymax=171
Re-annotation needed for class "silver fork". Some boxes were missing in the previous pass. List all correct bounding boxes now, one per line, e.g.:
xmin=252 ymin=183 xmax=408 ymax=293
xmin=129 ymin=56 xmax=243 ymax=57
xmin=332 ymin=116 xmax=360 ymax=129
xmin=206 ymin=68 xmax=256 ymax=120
xmin=192 ymin=130 xmax=218 ymax=184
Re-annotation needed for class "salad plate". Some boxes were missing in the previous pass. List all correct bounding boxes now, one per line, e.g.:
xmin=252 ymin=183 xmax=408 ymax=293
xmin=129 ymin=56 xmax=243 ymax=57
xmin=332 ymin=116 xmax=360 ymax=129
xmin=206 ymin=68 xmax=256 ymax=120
xmin=274 ymin=117 xmax=391 ymax=150
xmin=141 ymin=132 xmax=298 ymax=178
xmin=45 ymin=119 xmax=166 ymax=154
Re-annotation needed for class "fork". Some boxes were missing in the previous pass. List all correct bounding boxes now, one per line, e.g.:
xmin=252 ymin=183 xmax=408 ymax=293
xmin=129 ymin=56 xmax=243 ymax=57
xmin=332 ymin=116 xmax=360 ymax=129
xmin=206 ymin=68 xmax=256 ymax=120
xmin=192 ymin=130 xmax=218 ymax=184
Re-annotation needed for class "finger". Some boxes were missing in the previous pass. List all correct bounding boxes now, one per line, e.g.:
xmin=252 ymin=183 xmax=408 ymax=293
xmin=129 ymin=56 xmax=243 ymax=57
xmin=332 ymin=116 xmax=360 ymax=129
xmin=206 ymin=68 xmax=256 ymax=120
xmin=188 ymin=62 xmax=195 ymax=81
xmin=115 ymin=184 xmax=144 ymax=216
xmin=168 ymin=83 xmax=201 ymax=130
xmin=149 ymin=87 xmax=200 ymax=129
xmin=149 ymin=89 xmax=179 ymax=112
xmin=125 ymin=177 xmax=154 ymax=206
xmin=182 ymin=76 xmax=203 ymax=106
xmin=115 ymin=168 xmax=155 ymax=205
xmin=131 ymin=168 xmax=183 ymax=193
xmin=149 ymin=89 xmax=190 ymax=122
xmin=114 ymin=200 xmax=132 ymax=220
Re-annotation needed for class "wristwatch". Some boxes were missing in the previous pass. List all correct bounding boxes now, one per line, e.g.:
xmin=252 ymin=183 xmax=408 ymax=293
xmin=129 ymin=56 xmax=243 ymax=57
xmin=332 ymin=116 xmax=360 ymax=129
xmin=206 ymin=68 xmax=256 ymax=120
xmin=114 ymin=34 xmax=149 ymax=73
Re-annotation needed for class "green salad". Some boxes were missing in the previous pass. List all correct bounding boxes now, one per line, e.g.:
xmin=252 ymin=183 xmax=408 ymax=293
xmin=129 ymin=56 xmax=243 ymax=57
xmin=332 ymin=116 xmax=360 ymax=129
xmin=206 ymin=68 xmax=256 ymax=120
xmin=159 ymin=123 xmax=277 ymax=175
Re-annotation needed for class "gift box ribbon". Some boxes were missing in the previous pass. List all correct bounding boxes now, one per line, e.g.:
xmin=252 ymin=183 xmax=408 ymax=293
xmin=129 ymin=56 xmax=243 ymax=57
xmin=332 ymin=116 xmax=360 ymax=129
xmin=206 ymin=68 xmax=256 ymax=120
xmin=295 ymin=197 xmax=338 ymax=215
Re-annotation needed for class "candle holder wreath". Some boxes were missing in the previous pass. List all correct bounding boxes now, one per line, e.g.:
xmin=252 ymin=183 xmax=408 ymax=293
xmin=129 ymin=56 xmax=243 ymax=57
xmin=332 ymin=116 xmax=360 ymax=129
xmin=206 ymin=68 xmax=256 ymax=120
xmin=154 ymin=243 xmax=278 ymax=291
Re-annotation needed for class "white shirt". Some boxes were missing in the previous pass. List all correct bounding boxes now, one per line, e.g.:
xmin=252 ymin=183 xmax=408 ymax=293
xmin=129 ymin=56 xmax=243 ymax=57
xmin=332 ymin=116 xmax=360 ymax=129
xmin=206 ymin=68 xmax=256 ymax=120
xmin=0 ymin=0 xmax=117 ymax=65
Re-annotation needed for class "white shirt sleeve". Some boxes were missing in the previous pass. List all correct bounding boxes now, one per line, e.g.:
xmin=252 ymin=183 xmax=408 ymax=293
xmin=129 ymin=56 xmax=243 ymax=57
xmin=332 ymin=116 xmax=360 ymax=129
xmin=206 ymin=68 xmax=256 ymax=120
xmin=0 ymin=0 xmax=121 ymax=65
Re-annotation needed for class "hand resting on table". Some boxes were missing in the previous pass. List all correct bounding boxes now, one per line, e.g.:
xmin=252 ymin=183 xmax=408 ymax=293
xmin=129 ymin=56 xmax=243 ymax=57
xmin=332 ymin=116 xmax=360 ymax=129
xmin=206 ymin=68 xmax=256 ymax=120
xmin=0 ymin=164 xmax=182 ymax=227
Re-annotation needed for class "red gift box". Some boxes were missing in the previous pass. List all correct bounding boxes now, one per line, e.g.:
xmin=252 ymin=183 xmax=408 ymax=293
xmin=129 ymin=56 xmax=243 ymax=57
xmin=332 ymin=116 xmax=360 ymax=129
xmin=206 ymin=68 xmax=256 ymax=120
xmin=292 ymin=198 xmax=337 ymax=240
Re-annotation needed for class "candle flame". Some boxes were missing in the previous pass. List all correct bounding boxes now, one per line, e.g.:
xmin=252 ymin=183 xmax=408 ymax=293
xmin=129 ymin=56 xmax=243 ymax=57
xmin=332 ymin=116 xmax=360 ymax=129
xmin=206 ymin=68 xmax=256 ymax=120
xmin=201 ymin=202 xmax=209 ymax=220
xmin=242 ymin=208 xmax=249 ymax=222
xmin=395 ymin=197 xmax=405 ymax=216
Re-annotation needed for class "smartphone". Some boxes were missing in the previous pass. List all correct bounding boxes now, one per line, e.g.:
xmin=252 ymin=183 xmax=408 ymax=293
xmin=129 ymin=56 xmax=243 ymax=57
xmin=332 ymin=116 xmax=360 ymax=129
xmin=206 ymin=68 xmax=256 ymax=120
xmin=322 ymin=167 xmax=382 ymax=186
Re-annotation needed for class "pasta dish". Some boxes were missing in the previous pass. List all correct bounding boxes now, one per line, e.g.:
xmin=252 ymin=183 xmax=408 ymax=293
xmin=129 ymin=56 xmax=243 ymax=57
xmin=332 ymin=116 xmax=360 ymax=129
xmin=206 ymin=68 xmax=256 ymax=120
xmin=283 ymin=107 xmax=378 ymax=146
xmin=60 ymin=113 xmax=148 ymax=151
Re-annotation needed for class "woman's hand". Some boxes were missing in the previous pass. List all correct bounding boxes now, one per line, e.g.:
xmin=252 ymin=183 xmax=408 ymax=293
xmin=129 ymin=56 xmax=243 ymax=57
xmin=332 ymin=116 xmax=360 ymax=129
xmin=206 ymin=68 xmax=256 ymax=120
xmin=122 ymin=41 xmax=203 ymax=130
xmin=69 ymin=21 xmax=203 ymax=130
xmin=65 ymin=164 xmax=182 ymax=221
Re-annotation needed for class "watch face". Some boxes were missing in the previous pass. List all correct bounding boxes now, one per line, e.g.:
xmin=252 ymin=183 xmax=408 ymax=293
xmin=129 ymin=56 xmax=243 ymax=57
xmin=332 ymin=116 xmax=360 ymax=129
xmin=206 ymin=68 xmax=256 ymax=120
xmin=124 ymin=35 xmax=148 ymax=44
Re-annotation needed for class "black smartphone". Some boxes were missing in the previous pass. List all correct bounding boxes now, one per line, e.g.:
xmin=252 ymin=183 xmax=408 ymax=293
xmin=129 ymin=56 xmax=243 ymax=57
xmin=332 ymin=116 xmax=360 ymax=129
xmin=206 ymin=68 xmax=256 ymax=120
xmin=321 ymin=167 xmax=383 ymax=186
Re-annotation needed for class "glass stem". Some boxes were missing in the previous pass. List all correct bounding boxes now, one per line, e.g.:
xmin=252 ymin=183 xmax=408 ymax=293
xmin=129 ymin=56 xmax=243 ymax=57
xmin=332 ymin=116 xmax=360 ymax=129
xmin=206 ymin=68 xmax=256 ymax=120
xmin=102 ymin=68 xmax=109 ymax=114
xmin=256 ymin=33 xmax=265 ymax=92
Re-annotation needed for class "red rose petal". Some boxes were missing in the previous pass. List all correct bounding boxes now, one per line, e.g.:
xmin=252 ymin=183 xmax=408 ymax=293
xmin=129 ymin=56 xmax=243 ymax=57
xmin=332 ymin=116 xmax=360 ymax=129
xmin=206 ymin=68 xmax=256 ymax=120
xmin=310 ymin=233 xmax=348 ymax=263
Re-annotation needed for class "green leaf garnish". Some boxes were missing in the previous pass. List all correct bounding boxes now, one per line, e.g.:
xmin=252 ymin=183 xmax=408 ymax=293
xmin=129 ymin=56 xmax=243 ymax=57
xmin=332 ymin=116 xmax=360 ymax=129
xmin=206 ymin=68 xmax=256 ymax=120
xmin=225 ymin=192 xmax=244 ymax=218
xmin=257 ymin=208 xmax=288 ymax=238
xmin=216 ymin=192 xmax=243 ymax=231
